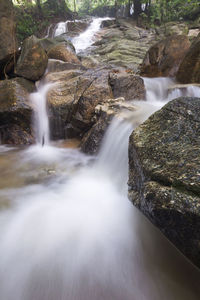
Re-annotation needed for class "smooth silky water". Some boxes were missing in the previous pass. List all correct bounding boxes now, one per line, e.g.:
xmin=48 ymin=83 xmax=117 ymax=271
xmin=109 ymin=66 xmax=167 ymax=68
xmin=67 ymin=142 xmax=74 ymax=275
xmin=0 ymin=18 xmax=200 ymax=300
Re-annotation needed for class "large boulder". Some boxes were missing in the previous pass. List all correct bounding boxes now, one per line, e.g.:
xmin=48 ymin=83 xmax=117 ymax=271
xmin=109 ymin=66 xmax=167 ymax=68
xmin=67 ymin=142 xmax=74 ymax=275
xmin=15 ymin=36 xmax=48 ymax=81
xmin=0 ymin=78 xmax=35 ymax=144
xmin=47 ymin=43 xmax=80 ymax=64
xmin=46 ymin=69 xmax=84 ymax=139
xmin=92 ymin=19 xmax=157 ymax=71
xmin=0 ymin=0 xmax=18 ymax=78
xmin=71 ymin=68 xmax=113 ymax=131
xmin=46 ymin=67 xmax=113 ymax=140
xmin=128 ymin=97 xmax=200 ymax=268
xmin=38 ymin=34 xmax=80 ymax=65
xmin=140 ymin=35 xmax=191 ymax=77
xmin=176 ymin=35 xmax=200 ymax=83
xmin=109 ymin=70 xmax=145 ymax=100
xmin=38 ymin=34 xmax=74 ymax=52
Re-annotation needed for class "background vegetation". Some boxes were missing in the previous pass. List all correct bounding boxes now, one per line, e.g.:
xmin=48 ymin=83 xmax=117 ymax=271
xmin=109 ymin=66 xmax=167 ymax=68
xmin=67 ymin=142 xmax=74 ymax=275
xmin=12 ymin=0 xmax=200 ymax=43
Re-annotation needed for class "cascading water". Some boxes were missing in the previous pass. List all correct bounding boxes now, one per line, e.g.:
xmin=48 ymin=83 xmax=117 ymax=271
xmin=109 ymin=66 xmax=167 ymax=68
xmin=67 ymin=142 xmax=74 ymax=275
xmin=0 ymin=18 xmax=200 ymax=300
xmin=53 ymin=21 xmax=68 ymax=37
xmin=72 ymin=17 xmax=112 ymax=53
xmin=30 ymin=82 xmax=53 ymax=146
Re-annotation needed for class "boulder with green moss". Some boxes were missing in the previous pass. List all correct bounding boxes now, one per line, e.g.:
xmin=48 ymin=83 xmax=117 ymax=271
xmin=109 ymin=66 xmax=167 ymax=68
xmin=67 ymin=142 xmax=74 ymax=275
xmin=128 ymin=96 xmax=200 ymax=268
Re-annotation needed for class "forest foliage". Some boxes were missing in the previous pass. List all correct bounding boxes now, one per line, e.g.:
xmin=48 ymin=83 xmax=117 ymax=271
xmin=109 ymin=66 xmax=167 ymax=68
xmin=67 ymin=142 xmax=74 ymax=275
xmin=12 ymin=0 xmax=200 ymax=42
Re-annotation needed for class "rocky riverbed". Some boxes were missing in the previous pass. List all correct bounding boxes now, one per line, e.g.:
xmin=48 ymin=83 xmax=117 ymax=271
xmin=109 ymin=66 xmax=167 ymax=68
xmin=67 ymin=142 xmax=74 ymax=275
xmin=0 ymin=0 xmax=200 ymax=271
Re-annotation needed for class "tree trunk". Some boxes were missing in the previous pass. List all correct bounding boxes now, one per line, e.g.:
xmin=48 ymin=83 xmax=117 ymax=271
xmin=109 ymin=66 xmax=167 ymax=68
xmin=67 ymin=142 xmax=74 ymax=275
xmin=133 ymin=0 xmax=142 ymax=18
xmin=73 ymin=0 xmax=76 ymax=12
xmin=128 ymin=0 xmax=131 ymax=17
xmin=36 ymin=0 xmax=42 ymax=15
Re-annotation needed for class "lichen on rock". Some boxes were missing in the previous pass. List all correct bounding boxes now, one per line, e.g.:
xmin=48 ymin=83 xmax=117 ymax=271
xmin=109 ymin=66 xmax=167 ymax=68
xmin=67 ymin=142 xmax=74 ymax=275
xmin=128 ymin=96 xmax=200 ymax=267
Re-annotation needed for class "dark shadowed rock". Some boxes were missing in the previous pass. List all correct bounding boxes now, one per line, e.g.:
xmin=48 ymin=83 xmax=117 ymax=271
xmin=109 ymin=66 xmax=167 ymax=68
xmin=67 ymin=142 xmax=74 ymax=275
xmin=15 ymin=36 xmax=48 ymax=81
xmin=101 ymin=19 xmax=116 ymax=28
xmin=140 ymin=35 xmax=191 ymax=77
xmin=0 ymin=78 xmax=35 ymax=144
xmin=128 ymin=96 xmax=200 ymax=268
xmin=0 ymin=0 xmax=18 ymax=78
xmin=109 ymin=70 xmax=145 ymax=100
xmin=80 ymin=116 xmax=111 ymax=154
xmin=176 ymin=35 xmax=200 ymax=84
xmin=81 ymin=97 xmax=136 ymax=154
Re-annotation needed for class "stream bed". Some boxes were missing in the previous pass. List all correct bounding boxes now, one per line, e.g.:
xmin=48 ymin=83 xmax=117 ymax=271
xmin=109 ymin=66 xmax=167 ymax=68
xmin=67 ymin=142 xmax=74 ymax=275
xmin=0 ymin=17 xmax=200 ymax=300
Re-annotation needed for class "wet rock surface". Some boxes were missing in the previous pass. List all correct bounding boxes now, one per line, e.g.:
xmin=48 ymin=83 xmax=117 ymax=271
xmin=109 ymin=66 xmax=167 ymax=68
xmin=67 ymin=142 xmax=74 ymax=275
xmin=140 ymin=35 xmax=191 ymax=77
xmin=128 ymin=96 xmax=200 ymax=267
xmin=46 ymin=67 xmax=113 ymax=140
xmin=15 ymin=36 xmax=48 ymax=81
xmin=90 ymin=18 xmax=157 ymax=71
xmin=109 ymin=70 xmax=145 ymax=100
xmin=0 ymin=78 xmax=35 ymax=144
xmin=177 ymin=35 xmax=200 ymax=84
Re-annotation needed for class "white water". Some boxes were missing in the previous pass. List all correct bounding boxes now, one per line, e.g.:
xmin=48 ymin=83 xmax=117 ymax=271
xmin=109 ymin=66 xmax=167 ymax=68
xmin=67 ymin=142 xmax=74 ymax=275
xmin=72 ymin=17 xmax=112 ymax=53
xmin=0 ymin=18 xmax=200 ymax=300
xmin=30 ymin=82 xmax=54 ymax=146
xmin=53 ymin=21 xmax=68 ymax=37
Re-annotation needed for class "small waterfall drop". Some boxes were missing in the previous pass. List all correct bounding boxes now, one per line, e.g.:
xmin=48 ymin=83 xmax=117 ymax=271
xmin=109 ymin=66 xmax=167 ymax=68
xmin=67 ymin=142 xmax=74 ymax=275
xmin=143 ymin=77 xmax=200 ymax=105
xmin=30 ymin=82 xmax=53 ymax=146
xmin=53 ymin=21 xmax=68 ymax=37
xmin=0 ymin=16 xmax=200 ymax=300
xmin=72 ymin=17 xmax=112 ymax=53
xmin=96 ymin=117 xmax=134 ymax=192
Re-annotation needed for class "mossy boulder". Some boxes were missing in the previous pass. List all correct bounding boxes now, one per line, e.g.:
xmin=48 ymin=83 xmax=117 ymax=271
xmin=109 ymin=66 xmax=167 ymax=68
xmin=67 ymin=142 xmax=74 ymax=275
xmin=140 ymin=35 xmax=191 ymax=77
xmin=128 ymin=96 xmax=200 ymax=268
xmin=92 ymin=20 xmax=156 ymax=71
xmin=15 ymin=35 xmax=48 ymax=81
xmin=0 ymin=78 xmax=35 ymax=144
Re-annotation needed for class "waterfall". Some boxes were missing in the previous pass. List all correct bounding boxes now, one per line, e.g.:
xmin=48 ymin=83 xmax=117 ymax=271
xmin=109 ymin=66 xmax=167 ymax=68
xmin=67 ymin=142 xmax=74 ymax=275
xmin=0 ymin=18 xmax=200 ymax=300
xmin=96 ymin=117 xmax=134 ymax=193
xmin=29 ymin=82 xmax=53 ymax=146
xmin=53 ymin=21 xmax=68 ymax=37
xmin=72 ymin=17 xmax=112 ymax=54
xmin=0 ymin=101 xmax=200 ymax=299
xmin=143 ymin=77 xmax=200 ymax=104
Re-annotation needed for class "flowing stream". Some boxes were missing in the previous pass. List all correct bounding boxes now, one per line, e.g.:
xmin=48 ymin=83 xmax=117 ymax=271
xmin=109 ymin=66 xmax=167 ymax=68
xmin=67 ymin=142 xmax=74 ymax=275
xmin=0 ymin=18 xmax=200 ymax=300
